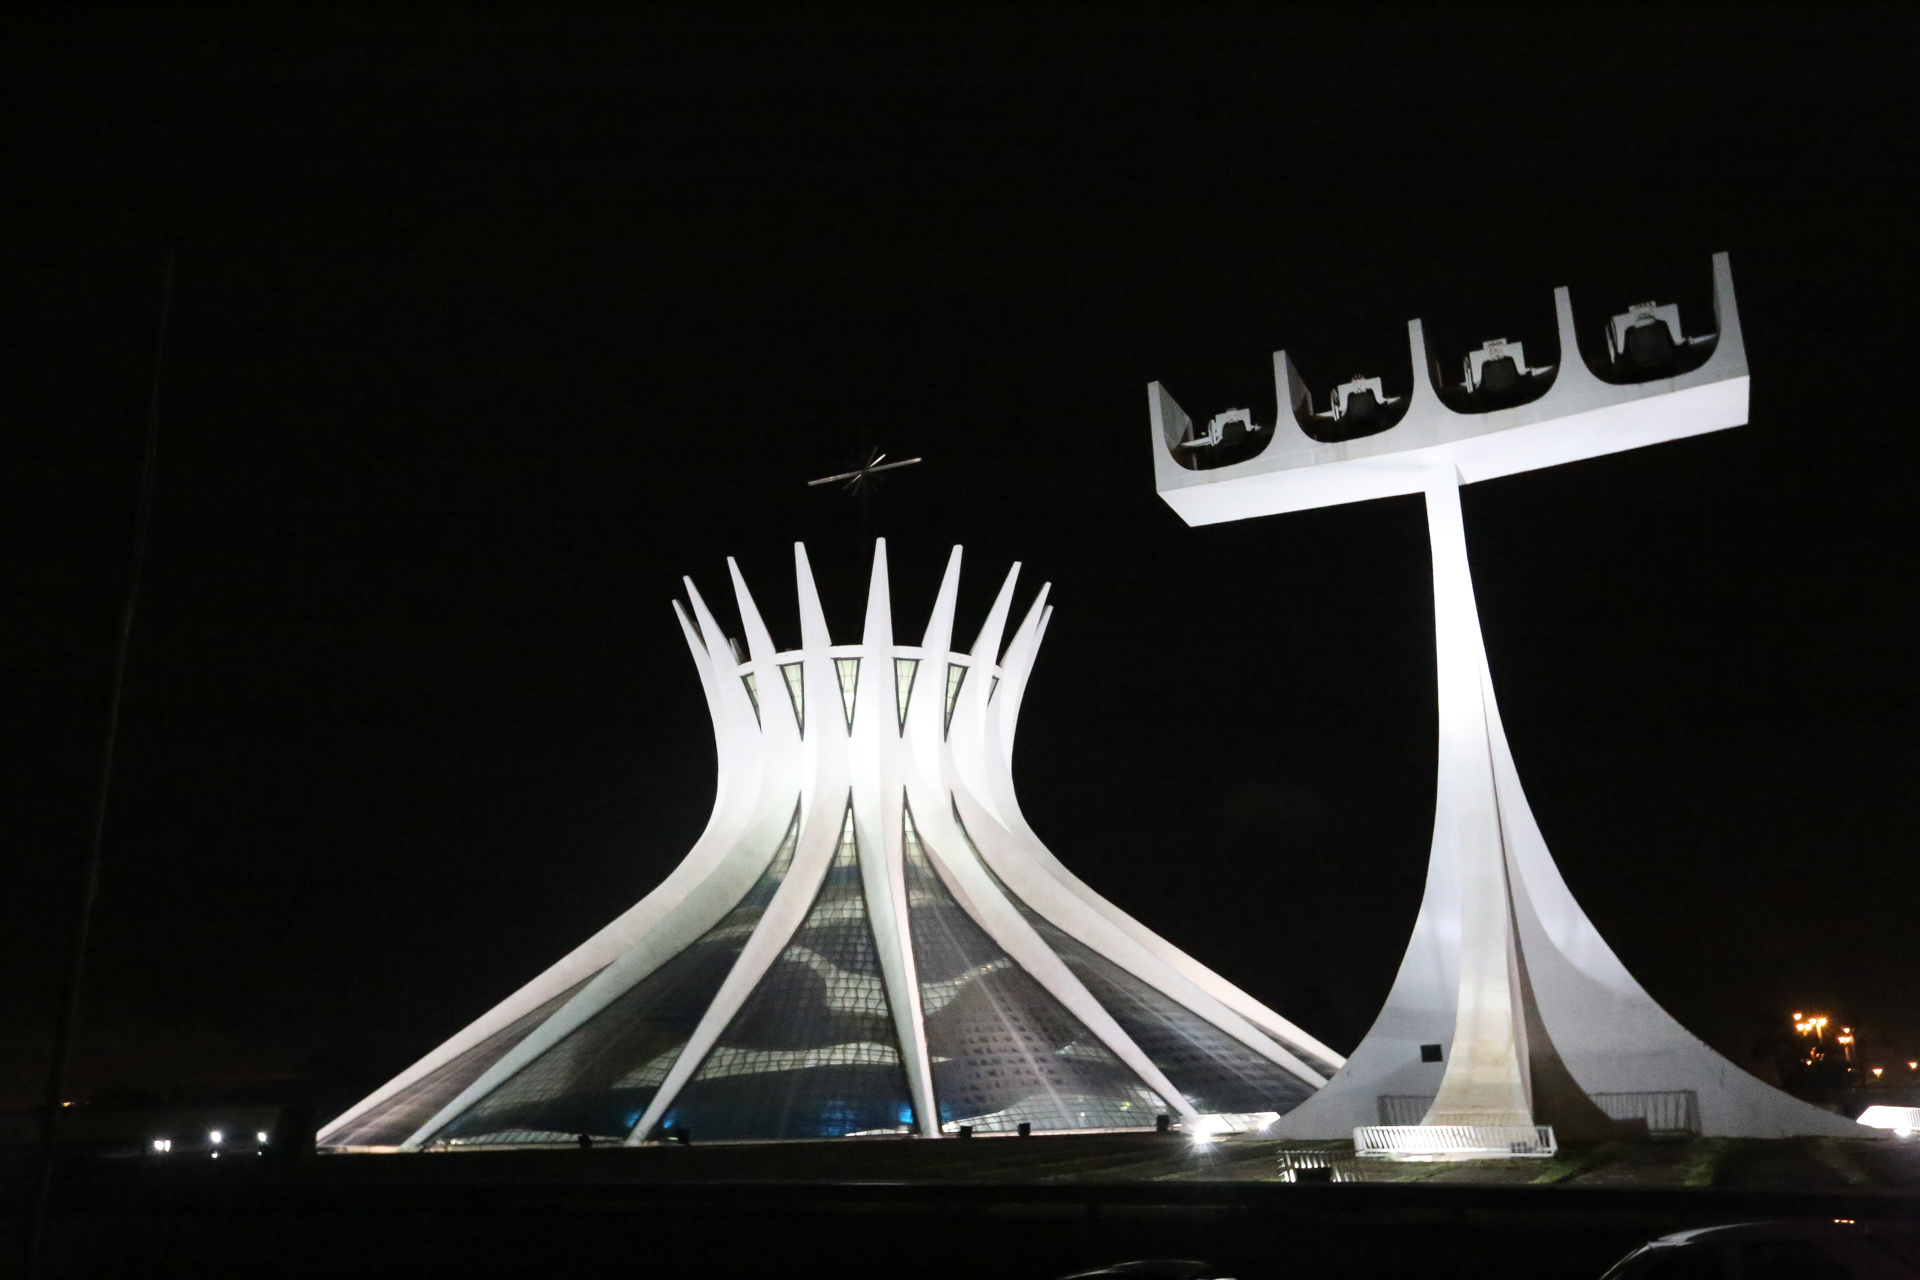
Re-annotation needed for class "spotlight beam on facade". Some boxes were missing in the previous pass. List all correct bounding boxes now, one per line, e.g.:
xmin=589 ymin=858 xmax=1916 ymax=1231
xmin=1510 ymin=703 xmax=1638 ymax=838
xmin=1146 ymin=253 xmax=1867 ymax=1155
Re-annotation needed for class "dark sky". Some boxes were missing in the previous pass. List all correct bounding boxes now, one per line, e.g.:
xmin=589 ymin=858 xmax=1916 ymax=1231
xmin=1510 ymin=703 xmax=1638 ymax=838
xmin=3 ymin=7 xmax=1915 ymax=1120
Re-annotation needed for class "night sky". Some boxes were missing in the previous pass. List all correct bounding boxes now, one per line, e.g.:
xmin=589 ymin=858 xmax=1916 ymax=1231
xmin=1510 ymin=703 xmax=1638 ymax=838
xmin=3 ymin=8 xmax=1915 ymax=1121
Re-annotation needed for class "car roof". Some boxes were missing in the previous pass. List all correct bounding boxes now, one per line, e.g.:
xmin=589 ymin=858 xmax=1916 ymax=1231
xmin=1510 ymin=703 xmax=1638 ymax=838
xmin=1652 ymin=1221 xmax=1913 ymax=1247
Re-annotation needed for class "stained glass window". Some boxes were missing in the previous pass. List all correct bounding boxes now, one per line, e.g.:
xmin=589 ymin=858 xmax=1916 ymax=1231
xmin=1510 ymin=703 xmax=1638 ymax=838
xmin=658 ymin=803 xmax=915 ymax=1140
xmin=902 ymin=805 xmax=1165 ymax=1133
xmin=779 ymin=662 xmax=804 ymax=735
xmin=893 ymin=657 xmax=919 ymax=732
xmin=834 ymin=658 xmax=860 ymax=731
xmin=943 ymin=664 xmax=966 ymax=735
xmin=1014 ymin=921 xmax=1312 ymax=1116
xmin=953 ymin=810 xmax=1313 ymax=1117
xmin=323 ymin=972 xmax=600 ymax=1147
xmin=425 ymin=804 xmax=802 ymax=1146
xmin=740 ymin=673 xmax=760 ymax=726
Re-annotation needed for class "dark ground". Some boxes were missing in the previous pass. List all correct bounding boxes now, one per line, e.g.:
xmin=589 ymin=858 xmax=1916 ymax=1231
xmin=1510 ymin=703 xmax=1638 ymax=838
xmin=7 ymin=1133 xmax=1920 ymax=1278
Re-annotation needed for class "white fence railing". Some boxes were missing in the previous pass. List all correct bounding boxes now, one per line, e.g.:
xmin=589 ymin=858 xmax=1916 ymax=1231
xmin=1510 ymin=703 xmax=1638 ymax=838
xmin=1590 ymin=1090 xmax=1701 ymax=1137
xmin=1376 ymin=1090 xmax=1703 ymax=1137
xmin=1353 ymin=1124 xmax=1557 ymax=1158
xmin=1276 ymin=1149 xmax=1373 ymax=1183
xmin=1857 ymin=1105 xmax=1920 ymax=1133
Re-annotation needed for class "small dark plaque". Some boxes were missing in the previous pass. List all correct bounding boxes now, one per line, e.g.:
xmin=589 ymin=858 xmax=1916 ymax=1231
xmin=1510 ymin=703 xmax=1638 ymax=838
xmin=1420 ymin=1043 xmax=1443 ymax=1063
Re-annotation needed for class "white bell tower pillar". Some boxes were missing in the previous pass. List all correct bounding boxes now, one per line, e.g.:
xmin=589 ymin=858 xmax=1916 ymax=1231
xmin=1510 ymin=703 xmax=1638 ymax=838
xmin=1147 ymin=253 xmax=1870 ymax=1155
xmin=1420 ymin=467 xmax=1534 ymax=1133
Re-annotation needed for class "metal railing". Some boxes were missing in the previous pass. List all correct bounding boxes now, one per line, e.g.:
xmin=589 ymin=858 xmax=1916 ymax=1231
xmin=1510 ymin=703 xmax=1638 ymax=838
xmin=1276 ymin=1149 xmax=1372 ymax=1183
xmin=1377 ymin=1090 xmax=1703 ymax=1138
xmin=1353 ymin=1124 xmax=1558 ymax=1158
xmin=1590 ymin=1090 xmax=1701 ymax=1137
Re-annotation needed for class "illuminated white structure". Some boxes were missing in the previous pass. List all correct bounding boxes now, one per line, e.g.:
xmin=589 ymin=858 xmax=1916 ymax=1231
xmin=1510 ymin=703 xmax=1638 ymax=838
xmin=1150 ymin=254 xmax=1867 ymax=1154
xmin=321 ymin=543 xmax=1341 ymax=1149
xmin=1856 ymin=1106 xmax=1920 ymax=1137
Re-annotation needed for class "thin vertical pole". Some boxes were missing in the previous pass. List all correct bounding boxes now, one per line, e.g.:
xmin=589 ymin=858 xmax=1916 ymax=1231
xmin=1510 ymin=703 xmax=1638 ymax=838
xmin=26 ymin=250 xmax=176 ymax=1272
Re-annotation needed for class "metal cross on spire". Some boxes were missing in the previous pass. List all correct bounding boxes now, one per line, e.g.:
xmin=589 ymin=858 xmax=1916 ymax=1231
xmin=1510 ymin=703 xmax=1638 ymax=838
xmin=807 ymin=447 xmax=923 ymax=494
xmin=809 ymin=447 xmax=925 ymax=541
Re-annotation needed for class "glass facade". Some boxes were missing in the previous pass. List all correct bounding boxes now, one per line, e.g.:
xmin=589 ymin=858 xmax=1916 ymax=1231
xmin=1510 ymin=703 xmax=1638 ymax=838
xmin=834 ymin=658 xmax=860 ymax=730
xmin=943 ymin=663 xmax=966 ymax=734
xmin=657 ymin=804 xmax=915 ymax=1140
xmin=1017 ymin=918 xmax=1312 ymax=1115
xmin=779 ymin=662 xmax=804 ymax=734
xmin=395 ymin=795 xmax=1303 ymax=1149
xmin=902 ymin=806 xmax=1166 ymax=1133
xmin=893 ymin=657 xmax=918 ymax=731
xmin=954 ymin=811 xmax=1313 ymax=1116
xmin=426 ymin=804 xmax=802 ymax=1145
xmin=323 ymin=973 xmax=599 ymax=1147
xmin=331 ymin=551 xmax=1332 ymax=1155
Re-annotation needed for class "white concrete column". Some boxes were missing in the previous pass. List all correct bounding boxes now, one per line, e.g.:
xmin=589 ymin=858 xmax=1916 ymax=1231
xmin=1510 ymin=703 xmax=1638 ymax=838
xmin=1420 ymin=467 xmax=1533 ymax=1128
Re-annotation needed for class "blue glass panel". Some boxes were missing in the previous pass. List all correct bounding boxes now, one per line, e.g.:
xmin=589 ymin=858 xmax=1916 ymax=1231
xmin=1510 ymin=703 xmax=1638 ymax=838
xmin=957 ymin=812 xmax=1314 ymax=1116
xmin=427 ymin=804 xmax=801 ymax=1145
xmin=904 ymin=807 xmax=1166 ymax=1133
xmin=323 ymin=972 xmax=598 ymax=1147
xmin=659 ymin=804 xmax=915 ymax=1141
